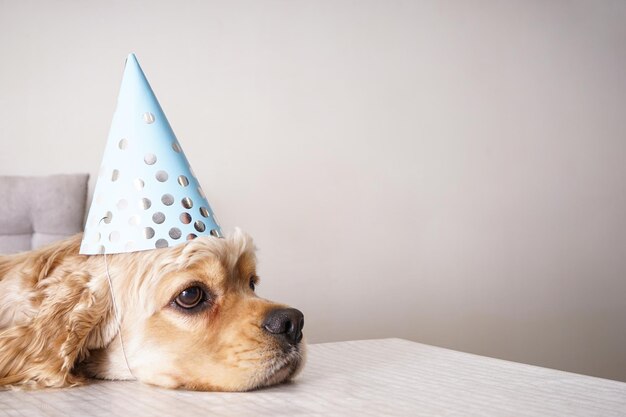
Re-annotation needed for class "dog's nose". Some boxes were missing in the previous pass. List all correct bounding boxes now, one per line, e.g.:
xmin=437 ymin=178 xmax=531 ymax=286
xmin=262 ymin=308 xmax=304 ymax=345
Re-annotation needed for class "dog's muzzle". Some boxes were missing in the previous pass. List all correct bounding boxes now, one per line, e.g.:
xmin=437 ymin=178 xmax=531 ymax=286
xmin=262 ymin=308 xmax=304 ymax=345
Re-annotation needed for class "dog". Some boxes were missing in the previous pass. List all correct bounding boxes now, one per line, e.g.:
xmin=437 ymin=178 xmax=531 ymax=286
xmin=0 ymin=229 xmax=305 ymax=390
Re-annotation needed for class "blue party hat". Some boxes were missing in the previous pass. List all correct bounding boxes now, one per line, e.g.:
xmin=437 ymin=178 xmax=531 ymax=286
xmin=80 ymin=53 xmax=222 ymax=255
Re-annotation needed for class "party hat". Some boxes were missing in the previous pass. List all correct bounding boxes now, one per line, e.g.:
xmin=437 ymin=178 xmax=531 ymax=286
xmin=80 ymin=53 xmax=222 ymax=255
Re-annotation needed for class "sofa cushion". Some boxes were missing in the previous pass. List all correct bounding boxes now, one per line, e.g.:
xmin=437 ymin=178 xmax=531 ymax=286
xmin=0 ymin=174 xmax=89 ymax=254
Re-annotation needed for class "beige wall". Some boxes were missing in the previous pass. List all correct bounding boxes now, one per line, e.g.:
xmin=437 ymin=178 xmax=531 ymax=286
xmin=1 ymin=1 xmax=625 ymax=381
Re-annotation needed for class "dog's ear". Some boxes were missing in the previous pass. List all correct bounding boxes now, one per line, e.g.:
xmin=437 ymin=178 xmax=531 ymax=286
xmin=0 ymin=269 xmax=112 ymax=389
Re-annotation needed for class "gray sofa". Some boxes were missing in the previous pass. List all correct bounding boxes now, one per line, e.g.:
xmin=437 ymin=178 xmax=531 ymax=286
xmin=0 ymin=174 xmax=89 ymax=254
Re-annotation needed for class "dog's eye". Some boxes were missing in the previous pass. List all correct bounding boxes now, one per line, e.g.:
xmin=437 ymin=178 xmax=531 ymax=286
xmin=175 ymin=286 xmax=205 ymax=309
xmin=249 ymin=275 xmax=258 ymax=291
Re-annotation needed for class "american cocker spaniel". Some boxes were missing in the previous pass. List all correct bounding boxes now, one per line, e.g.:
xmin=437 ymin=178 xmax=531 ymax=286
xmin=0 ymin=229 xmax=305 ymax=390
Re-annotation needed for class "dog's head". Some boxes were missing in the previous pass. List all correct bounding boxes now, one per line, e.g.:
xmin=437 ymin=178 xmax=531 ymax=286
xmin=85 ymin=229 xmax=305 ymax=391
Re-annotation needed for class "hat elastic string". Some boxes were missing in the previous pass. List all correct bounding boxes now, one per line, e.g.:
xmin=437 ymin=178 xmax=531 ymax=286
xmin=101 ymin=222 xmax=136 ymax=381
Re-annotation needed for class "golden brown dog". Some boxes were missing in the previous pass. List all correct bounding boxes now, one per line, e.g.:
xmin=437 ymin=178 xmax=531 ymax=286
xmin=0 ymin=229 xmax=305 ymax=390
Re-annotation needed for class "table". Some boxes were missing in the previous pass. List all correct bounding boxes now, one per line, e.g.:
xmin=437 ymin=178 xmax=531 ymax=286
xmin=1 ymin=338 xmax=625 ymax=416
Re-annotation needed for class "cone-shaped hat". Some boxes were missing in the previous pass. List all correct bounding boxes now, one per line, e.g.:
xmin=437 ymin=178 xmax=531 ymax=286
xmin=80 ymin=53 xmax=222 ymax=255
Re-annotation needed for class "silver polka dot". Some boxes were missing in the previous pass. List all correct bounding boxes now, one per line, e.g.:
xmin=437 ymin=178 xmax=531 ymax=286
xmin=94 ymin=232 xmax=101 ymax=243
xmin=152 ymin=212 xmax=166 ymax=224
xmin=194 ymin=220 xmax=206 ymax=232
xmin=144 ymin=227 xmax=155 ymax=239
xmin=128 ymin=215 xmax=140 ymax=226
xmin=210 ymin=229 xmax=222 ymax=238
xmin=155 ymin=239 xmax=168 ymax=248
xmin=117 ymin=199 xmax=128 ymax=210
xmin=134 ymin=178 xmax=145 ymax=190
xmin=169 ymin=228 xmax=182 ymax=239
xmin=109 ymin=231 xmax=120 ymax=243
xmin=161 ymin=194 xmax=174 ymax=206
xmin=140 ymin=198 xmax=152 ymax=210
xmin=144 ymin=153 xmax=157 ymax=165
xmin=186 ymin=233 xmax=197 ymax=241
xmin=155 ymin=170 xmax=169 ymax=182
xmin=172 ymin=142 xmax=181 ymax=153
xmin=182 ymin=197 xmax=193 ymax=209
xmin=197 ymin=186 xmax=206 ymax=199
xmin=180 ymin=212 xmax=192 ymax=224
xmin=103 ymin=211 xmax=113 ymax=224
xmin=111 ymin=169 xmax=120 ymax=181
xmin=199 ymin=207 xmax=209 ymax=218
xmin=177 ymin=175 xmax=189 ymax=187
xmin=118 ymin=138 xmax=128 ymax=150
xmin=97 ymin=245 xmax=105 ymax=254
xmin=143 ymin=112 xmax=156 ymax=124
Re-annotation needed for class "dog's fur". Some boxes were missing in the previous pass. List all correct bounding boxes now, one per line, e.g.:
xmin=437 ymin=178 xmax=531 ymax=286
xmin=0 ymin=229 xmax=304 ymax=390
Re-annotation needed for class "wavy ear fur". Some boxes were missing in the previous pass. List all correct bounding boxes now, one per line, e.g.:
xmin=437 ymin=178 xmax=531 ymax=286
xmin=0 ymin=235 xmax=113 ymax=389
